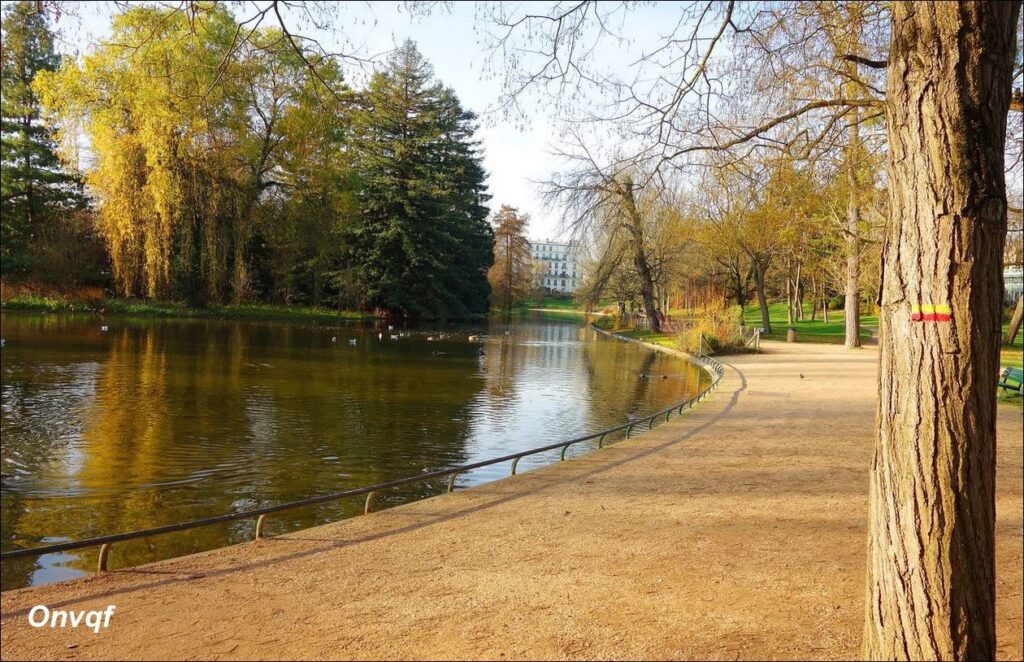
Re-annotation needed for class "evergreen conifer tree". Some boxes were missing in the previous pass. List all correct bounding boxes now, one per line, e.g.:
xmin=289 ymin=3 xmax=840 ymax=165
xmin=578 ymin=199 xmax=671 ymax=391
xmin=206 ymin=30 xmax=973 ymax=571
xmin=0 ymin=1 xmax=82 ymax=275
xmin=349 ymin=40 xmax=492 ymax=317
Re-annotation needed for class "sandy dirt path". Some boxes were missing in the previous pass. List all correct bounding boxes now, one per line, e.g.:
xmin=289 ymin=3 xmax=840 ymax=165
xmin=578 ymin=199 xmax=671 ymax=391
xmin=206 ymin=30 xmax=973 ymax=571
xmin=1 ymin=341 xmax=1021 ymax=660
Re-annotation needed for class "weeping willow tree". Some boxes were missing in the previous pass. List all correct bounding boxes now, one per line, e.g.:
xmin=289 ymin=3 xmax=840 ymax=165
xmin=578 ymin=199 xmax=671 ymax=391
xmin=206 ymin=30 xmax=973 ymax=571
xmin=35 ymin=5 xmax=349 ymax=305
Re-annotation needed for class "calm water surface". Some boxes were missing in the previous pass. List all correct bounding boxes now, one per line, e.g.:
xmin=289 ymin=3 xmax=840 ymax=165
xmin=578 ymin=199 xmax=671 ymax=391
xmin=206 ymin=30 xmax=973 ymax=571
xmin=0 ymin=312 xmax=706 ymax=590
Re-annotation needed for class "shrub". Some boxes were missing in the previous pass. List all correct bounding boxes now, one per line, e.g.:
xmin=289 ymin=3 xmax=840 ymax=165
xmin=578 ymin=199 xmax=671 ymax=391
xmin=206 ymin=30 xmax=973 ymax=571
xmin=674 ymin=301 xmax=754 ymax=355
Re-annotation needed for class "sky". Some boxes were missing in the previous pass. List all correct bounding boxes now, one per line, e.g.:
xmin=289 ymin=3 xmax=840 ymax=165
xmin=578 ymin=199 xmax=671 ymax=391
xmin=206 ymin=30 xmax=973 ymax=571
xmin=29 ymin=1 xmax=617 ymax=243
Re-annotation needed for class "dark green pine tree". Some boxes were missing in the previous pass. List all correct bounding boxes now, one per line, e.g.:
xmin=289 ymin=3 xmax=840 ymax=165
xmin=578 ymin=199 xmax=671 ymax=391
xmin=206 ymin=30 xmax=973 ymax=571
xmin=1 ymin=1 xmax=82 ymax=275
xmin=349 ymin=40 xmax=493 ymax=317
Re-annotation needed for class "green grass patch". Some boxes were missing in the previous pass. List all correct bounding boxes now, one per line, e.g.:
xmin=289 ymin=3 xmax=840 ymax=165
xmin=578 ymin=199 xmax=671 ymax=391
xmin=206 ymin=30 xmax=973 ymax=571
xmin=736 ymin=302 xmax=876 ymax=344
xmin=1000 ymin=320 xmax=1023 ymax=369
xmin=2 ymin=295 xmax=372 ymax=323
xmin=609 ymin=327 xmax=679 ymax=349
xmin=521 ymin=296 xmax=579 ymax=310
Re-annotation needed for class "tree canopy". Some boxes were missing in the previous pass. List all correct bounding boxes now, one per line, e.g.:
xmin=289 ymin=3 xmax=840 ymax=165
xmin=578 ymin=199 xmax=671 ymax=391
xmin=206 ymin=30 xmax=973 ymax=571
xmin=31 ymin=13 xmax=491 ymax=316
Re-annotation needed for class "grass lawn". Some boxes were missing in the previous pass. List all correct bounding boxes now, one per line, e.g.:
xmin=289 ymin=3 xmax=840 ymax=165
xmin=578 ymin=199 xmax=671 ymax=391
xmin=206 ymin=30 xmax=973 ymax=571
xmin=606 ymin=327 xmax=680 ymax=350
xmin=738 ymin=303 xmax=877 ymax=344
xmin=522 ymin=296 xmax=579 ymax=310
xmin=1 ymin=294 xmax=372 ymax=323
xmin=1001 ymin=321 xmax=1023 ymax=369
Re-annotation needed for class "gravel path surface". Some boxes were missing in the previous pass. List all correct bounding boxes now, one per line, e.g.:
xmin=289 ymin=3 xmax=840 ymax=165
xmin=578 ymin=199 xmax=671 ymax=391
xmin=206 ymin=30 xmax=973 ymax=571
xmin=2 ymin=341 xmax=1021 ymax=660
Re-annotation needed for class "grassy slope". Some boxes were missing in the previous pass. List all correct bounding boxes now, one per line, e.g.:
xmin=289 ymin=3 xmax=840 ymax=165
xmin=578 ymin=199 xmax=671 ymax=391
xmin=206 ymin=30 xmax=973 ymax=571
xmin=734 ymin=302 xmax=1022 ymax=368
xmin=1001 ymin=323 xmax=1023 ymax=369
xmin=605 ymin=327 xmax=680 ymax=350
xmin=736 ymin=302 xmax=877 ymax=344
xmin=521 ymin=296 xmax=580 ymax=310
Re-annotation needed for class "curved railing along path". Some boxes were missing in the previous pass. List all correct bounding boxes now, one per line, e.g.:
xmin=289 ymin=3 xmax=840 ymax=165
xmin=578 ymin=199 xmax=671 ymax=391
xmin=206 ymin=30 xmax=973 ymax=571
xmin=0 ymin=326 xmax=724 ymax=580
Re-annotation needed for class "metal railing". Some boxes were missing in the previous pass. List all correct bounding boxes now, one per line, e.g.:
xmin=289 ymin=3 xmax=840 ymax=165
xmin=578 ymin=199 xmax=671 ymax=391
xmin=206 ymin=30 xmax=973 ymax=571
xmin=0 ymin=355 xmax=725 ymax=578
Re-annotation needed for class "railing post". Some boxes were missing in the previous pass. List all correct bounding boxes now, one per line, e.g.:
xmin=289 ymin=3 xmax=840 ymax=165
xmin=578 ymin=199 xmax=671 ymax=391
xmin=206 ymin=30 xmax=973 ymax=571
xmin=2 ymin=351 xmax=728 ymax=575
xmin=97 ymin=543 xmax=111 ymax=573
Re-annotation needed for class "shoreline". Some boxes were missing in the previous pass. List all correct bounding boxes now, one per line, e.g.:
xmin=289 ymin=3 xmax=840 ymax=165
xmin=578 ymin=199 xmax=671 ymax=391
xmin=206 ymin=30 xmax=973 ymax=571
xmin=2 ymin=341 xmax=1019 ymax=660
xmin=0 ymin=323 xmax=724 ymax=595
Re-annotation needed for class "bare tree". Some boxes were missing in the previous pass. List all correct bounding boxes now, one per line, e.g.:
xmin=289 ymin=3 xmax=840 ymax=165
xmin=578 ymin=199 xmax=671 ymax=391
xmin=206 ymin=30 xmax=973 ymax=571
xmin=544 ymin=134 xmax=666 ymax=331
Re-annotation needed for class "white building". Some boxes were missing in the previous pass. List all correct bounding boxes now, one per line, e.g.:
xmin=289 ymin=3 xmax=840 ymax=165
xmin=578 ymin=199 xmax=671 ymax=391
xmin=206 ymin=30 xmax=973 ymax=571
xmin=1006 ymin=266 xmax=1023 ymax=304
xmin=529 ymin=240 xmax=580 ymax=294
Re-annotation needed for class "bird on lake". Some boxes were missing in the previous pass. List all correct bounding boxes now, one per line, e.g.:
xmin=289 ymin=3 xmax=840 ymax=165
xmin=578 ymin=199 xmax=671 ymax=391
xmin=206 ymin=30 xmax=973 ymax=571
xmin=0 ymin=339 xmax=5 ymax=347
xmin=390 ymin=334 xmax=399 ymax=340
xmin=331 ymin=336 xmax=337 ymax=343
xmin=100 ymin=325 xmax=109 ymax=332
xmin=378 ymin=332 xmax=383 ymax=341
xmin=468 ymin=335 xmax=479 ymax=342
xmin=348 ymin=338 xmax=357 ymax=345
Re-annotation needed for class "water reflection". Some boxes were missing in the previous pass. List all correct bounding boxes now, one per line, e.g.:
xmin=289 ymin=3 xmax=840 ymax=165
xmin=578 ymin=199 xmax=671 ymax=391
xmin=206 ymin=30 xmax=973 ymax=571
xmin=0 ymin=312 xmax=705 ymax=589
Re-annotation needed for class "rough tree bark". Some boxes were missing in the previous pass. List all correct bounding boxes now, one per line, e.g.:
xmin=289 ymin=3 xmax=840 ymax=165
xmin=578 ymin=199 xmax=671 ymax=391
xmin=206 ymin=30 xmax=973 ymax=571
xmin=863 ymin=2 xmax=1019 ymax=660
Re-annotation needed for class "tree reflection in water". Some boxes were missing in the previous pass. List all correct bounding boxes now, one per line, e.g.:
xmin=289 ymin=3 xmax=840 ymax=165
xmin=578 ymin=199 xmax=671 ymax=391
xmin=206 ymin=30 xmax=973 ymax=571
xmin=0 ymin=312 xmax=705 ymax=590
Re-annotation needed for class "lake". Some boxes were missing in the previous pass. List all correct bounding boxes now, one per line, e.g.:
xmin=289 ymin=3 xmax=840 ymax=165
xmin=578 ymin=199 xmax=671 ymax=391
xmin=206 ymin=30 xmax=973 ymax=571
xmin=0 ymin=311 xmax=706 ymax=590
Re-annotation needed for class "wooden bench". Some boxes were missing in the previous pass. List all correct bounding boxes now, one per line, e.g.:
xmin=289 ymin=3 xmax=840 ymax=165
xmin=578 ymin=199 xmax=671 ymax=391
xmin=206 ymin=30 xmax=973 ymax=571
xmin=998 ymin=367 xmax=1024 ymax=398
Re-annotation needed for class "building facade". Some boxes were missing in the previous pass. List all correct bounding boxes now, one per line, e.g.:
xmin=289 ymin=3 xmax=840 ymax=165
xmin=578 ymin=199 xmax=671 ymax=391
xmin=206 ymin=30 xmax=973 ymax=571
xmin=1006 ymin=266 xmax=1023 ymax=304
xmin=529 ymin=240 xmax=580 ymax=294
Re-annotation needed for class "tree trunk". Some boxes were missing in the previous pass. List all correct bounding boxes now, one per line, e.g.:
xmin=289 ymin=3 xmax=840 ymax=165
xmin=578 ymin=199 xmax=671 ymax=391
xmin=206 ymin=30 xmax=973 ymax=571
xmin=622 ymin=188 xmax=661 ymax=333
xmin=843 ymin=27 xmax=864 ymax=349
xmin=634 ymin=250 xmax=661 ymax=332
xmin=752 ymin=256 xmax=772 ymax=334
xmin=810 ymin=277 xmax=818 ymax=321
xmin=786 ymin=271 xmax=794 ymax=325
xmin=1003 ymin=294 xmax=1023 ymax=346
xmin=795 ymin=264 xmax=804 ymax=321
xmin=844 ymin=111 xmax=862 ymax=348
xmin=863 ymin=3 xmax=1018 ymax=660
xmin=505 ymin=233 xmax=513 ymax=311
